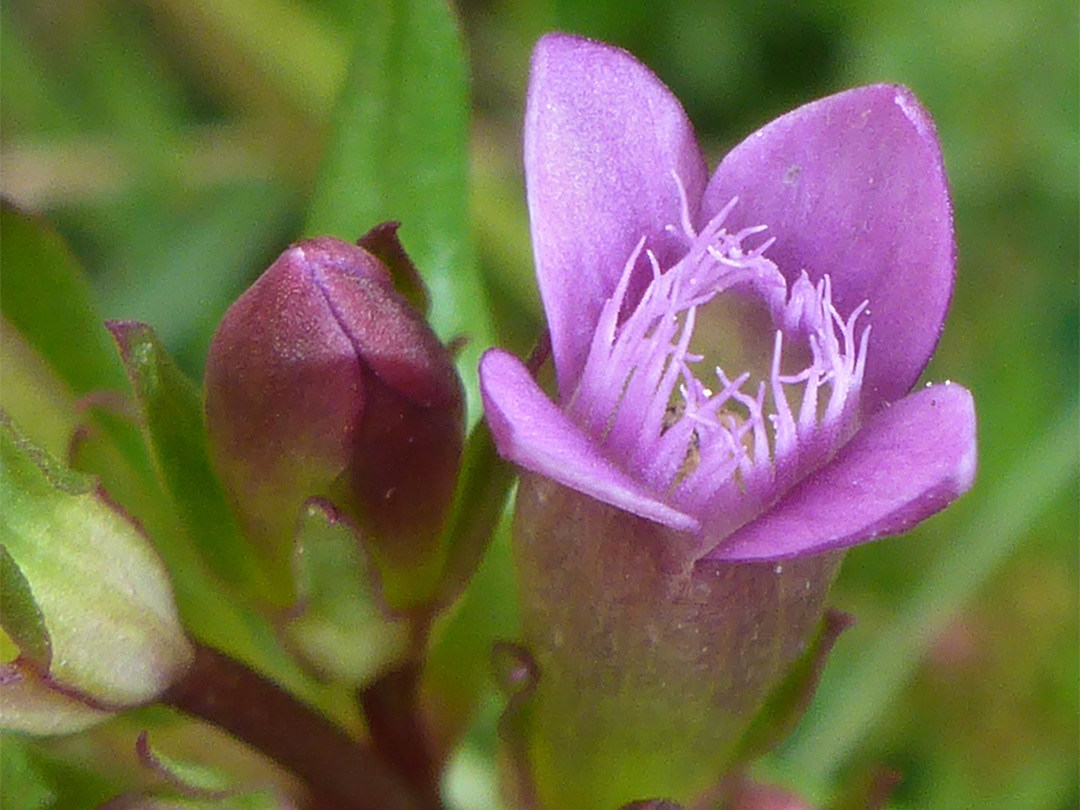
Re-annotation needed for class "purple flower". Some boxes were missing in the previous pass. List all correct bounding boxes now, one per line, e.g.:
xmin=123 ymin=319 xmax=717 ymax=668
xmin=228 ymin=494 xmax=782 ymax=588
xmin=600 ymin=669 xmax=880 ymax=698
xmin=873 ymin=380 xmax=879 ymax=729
xmin=480 ymin=34 xmax=976 ymax=562
xmin=477 ymin=34 xmax=978 ymax=808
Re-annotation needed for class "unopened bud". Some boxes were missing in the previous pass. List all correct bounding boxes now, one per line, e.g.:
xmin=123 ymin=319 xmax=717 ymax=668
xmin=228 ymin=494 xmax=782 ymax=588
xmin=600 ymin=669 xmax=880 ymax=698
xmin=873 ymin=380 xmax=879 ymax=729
xmin=204 ymin=236 xmax=464 ymax=601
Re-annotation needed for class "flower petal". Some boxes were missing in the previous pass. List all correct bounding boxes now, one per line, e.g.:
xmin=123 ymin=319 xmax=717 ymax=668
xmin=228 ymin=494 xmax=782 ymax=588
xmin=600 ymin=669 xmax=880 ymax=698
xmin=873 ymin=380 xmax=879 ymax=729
xmin=525 ymin=33 xmax=708 ymax=396
xmin=702 ymin=84 xmax=955 ymax=413
xmin=479 ymin=349 xmax=699 ymax=532
xmin=708 ymin=382 xmax=976 ymax=560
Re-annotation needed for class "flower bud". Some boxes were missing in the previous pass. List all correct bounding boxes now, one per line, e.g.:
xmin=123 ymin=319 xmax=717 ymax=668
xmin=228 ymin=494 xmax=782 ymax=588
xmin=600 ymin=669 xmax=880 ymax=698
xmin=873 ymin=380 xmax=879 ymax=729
xmin=1 ymin=413 xmax=192 ymax=735
xmin=204 ymin=236 xmax=464 ymax=602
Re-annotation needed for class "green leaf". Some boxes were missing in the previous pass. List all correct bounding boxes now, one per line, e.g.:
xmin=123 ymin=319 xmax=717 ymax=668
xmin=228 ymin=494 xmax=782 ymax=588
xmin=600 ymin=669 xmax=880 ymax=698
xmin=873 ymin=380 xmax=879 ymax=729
xmin=0 ymin=203 xmax=151 ymax=477
xmin=107 ymin=321 xmax=281 ymax=601
xmin=0 ymin=738 xmax=58 ymax=810
xmin=0 ymin=545 xmax=51 ymax=669
xmin=422 ymin=499 xmax=520 ymax=755
xmin=65 ymin=409 xmax=353 ymax=729
xmin=93 ymin=180 xmax=298 ymax=377
xmin=0 ymin=659 xmax=112 ymax=736
xmin=0 ymin=318 xmax=79 ymax=460
xmin=0 ymin=733 xmax=122 ymax=810
xmin=0 ymin=202 xmax=128 ymax=397
xmin=304 ymin=0 xmax=493 ymax=423
xmin=431 ymin=420 xmax=516 ymax=608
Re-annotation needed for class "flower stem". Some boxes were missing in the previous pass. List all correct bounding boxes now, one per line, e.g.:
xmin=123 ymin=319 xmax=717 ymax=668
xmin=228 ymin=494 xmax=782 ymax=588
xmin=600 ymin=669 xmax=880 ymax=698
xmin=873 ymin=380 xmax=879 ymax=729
xmin=359 ymin=661 xmax=438 ymax=799
xmin=161 ymin=642 xmax=440 ymax=810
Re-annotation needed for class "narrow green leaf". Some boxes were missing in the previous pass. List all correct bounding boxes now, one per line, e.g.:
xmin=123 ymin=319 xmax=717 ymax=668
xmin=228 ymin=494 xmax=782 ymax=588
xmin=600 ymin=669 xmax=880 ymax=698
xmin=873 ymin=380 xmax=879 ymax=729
xmin=0 ymin=319 xmax=79 ymax=459
xmin=0 ymin=738 xmax=60 ymax=810
xmin=0 ymin=203 xmax=151 ymax=477
xmin=422 ymin=500 xmax=520 ymax=753
xmin=432 ymin=420 xmax=516 ymax=608
xmin=304 ymin=0 xmax=493 ymax=422
xmin=0 ymin=202 xmax=128 ymax=396
xmin=106 ymin=321 xmax=278 ymax=600
xmin=0 ymin=545 xmax=51 ymax=669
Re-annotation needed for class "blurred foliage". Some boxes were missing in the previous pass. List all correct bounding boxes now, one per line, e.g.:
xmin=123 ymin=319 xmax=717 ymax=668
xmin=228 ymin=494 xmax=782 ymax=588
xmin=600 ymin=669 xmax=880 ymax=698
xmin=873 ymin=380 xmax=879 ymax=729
xmin=1 ymin=0 xmax=1076 ymax=808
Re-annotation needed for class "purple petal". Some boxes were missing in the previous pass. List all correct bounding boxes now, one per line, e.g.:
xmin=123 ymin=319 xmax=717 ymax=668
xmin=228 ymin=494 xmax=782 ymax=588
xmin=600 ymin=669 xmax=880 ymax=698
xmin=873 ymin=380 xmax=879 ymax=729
xmin=525 ymin=33 xmax=708 ymax=397
xmin=479 ymin=349 xmax=699 ymax=532
xmin=709 ymin=382 xmax=976 ymax=560
xmin=702 ymin=85 xmax=955 ymax=413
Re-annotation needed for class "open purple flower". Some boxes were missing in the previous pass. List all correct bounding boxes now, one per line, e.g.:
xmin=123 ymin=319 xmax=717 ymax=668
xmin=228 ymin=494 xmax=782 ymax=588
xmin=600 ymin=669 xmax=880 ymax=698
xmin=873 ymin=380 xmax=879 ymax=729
xmin=477 ymin=34 xmax=977 ymax=808
xmin=480 ymin=34 xmax=976 ymax=562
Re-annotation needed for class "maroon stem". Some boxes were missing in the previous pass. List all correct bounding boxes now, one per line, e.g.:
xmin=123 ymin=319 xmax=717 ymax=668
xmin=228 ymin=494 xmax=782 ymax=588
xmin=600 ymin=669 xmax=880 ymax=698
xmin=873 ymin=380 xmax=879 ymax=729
xmin=359 ymin=661 xmax=439 ymax=799
xmin=161 ymin=643 xmax=439 ymax=810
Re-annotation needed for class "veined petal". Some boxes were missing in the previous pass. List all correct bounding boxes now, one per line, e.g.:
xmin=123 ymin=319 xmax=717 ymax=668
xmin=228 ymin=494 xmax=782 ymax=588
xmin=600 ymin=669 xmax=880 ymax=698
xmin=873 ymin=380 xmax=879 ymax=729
xmin=708 ymin=383 xmax=975 ymax=561
xmin=702 ymin=84 xmax=955 ymax=413
xmin=525 ymin=33 xmax=708 ymax=396
xmin=479 ymin=349 xmax=699 ymax=532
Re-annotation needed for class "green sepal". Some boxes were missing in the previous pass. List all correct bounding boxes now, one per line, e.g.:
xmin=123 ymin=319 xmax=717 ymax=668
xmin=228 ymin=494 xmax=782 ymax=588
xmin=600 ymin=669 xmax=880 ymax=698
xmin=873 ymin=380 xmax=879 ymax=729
xmin=510 ymin=474 xmax=844 ymax=810
xmin=732 ymin=609 xmax=855 ymax=764
xmin=280 ymin=499 xmax=411 ymax=685
xmin=106 ymin=321 xmax=283 ymax=603
xmin=134 ymin=731 xmax=296 ymax=809
xmin=358 ymin=221 xmax=431 ymax=316
xmin=137 ymin=730 xmax=239 ymax=797
xmin=421 ymin=497 xmax=519 ymax=761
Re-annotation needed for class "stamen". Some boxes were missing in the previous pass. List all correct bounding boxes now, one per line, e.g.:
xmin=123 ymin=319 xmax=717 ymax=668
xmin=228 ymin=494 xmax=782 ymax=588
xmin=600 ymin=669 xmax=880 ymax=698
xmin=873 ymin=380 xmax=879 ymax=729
xmin=670 ymin=169 xmax=698 ymax=242
xmin=569 ymin=236 xmax=647 ymax=433
xmin=568 ymin=174 xmax=871 ymax=534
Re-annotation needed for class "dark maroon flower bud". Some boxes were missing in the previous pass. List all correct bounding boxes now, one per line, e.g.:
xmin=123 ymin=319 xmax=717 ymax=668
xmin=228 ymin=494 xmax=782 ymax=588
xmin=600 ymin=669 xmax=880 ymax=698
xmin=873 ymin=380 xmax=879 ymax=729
xmin=205 ymin=236 xmax=464 ymax=603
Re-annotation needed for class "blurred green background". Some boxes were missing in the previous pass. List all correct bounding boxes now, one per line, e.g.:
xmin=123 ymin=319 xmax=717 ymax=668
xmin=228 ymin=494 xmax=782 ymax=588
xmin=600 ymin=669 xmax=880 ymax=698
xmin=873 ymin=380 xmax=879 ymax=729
xmin=2 ymin=0 xmax=1077 ymax=808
